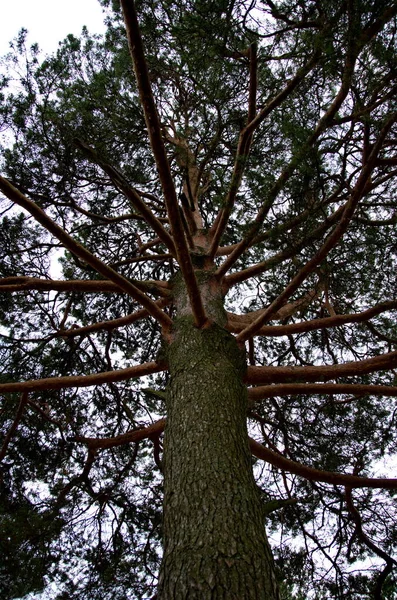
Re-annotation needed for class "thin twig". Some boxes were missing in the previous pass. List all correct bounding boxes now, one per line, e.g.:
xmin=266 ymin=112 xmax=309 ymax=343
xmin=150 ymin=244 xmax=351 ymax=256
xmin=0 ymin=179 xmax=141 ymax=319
xmin=0 ymin=392 xmax=28 ymax=462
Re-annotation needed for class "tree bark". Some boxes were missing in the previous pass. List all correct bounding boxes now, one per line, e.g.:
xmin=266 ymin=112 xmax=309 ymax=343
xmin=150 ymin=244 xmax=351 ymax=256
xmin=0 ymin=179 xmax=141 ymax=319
xmin=157 ymin=272 xmax=279 ymax=599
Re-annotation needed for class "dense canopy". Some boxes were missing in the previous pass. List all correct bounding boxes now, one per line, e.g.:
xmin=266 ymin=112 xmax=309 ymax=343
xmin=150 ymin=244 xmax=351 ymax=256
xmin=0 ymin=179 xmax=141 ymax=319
xmin=0 ymin=0 xmax=397 ymax=598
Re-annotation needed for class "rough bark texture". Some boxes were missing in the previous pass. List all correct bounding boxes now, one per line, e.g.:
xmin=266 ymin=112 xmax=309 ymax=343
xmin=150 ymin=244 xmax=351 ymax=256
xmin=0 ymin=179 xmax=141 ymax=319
xmin=157 ymin=272 xmax=279 ymax=599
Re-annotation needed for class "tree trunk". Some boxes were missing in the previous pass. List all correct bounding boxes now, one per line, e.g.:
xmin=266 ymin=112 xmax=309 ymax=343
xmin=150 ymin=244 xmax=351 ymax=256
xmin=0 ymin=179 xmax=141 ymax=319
xmin=157 ymin=271 xmax=279 ymax=599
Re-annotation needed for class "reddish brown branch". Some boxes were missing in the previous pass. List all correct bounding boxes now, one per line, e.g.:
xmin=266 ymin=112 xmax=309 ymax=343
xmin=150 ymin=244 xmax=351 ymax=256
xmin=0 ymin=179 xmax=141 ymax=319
xmin=120 ymin=0 xmax=207 ymax=328
xmin=0 ymin=276 xmax=170 ymax=296
xmin=70 ymin=416 xmax=397 ymax=489
xmin=246 ymin=350 xmax=397 ymax=384
xmin=0 ymin=392 xmax=28 ymax=462
xmin=228 ymin=299 xmax=397 ymax=336
xmin=248 ymin=383 xmax=397 ymax=402
xmin=72 ymin=418 xmax=166 ymax=450
xmin=59 ymin=298 xmax=171 ymax=338
xmin=249 ymin=438 xmax=397 ymax=489
xmin=0 ymin=177 xmax=173 ymax=331
xmin=209 ymin=44 xmax=258 ymax=258
xmin=0 ymin=362 xmax=165 ymax=394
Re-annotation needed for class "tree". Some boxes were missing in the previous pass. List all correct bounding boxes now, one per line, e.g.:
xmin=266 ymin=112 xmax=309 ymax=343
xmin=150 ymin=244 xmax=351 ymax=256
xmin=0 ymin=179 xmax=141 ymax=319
xmin=0 ymin=0 xmax=397 ymax=597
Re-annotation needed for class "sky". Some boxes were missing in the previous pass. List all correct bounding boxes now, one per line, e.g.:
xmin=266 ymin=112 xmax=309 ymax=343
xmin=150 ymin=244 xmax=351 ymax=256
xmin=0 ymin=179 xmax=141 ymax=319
xmin=1 ymin=0 xmax=107 ymax=57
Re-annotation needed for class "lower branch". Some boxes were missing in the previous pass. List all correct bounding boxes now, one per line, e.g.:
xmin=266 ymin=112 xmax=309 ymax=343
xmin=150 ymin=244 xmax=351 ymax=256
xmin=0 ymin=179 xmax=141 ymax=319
xmin=248 ymin=383 xmax=397 ymax=402
xmin=71 ymin=418 xmax=166 ymax=450
xmin=249 ymin=438 xmax=397 ymax=489
xmin=69 ymin=416 xmax=397 ymax=490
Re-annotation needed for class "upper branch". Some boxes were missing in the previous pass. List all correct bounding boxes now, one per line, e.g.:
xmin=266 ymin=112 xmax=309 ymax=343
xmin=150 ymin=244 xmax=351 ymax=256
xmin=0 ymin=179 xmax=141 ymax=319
xmin=215 ymin=24 xmax=365 ymax=281
xmin=209 ymin=43 xmax=258 ymax=258
xmin=0 ymin=177 xmax=173 ymax=332
xmin=0 ymin=276 xmax=170 ymax=296
xmin=120 ymin=0 xmax=207 ymax=328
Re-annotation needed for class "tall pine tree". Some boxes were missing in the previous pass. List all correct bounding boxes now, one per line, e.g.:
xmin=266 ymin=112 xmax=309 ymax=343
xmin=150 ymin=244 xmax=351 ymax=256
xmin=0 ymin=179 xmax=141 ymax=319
xmin=1 ymin=1 xmax=397 ymax=598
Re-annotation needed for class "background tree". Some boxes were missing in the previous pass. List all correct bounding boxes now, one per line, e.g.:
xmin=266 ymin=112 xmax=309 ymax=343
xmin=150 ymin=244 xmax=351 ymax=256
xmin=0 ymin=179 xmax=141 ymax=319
xmin=1 ymin=0 xmax=397 ymax=598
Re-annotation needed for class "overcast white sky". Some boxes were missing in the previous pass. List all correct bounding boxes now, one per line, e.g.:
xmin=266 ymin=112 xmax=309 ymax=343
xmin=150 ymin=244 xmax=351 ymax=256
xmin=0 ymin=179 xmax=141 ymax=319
xmin=1 ymin=0 xmax=107 ymax=57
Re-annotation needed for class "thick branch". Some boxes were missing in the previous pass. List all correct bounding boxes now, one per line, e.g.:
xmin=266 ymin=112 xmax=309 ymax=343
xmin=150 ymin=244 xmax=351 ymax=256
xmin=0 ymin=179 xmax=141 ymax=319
xmin=120 ymin=0 xmax=207 ymax=328
xmin=249 ymin=438 xmax=397 ymax=489
xmin=0 ymin=276 xmax=170 ymax=296
xmin=71 ymin=418 xmax=166 ymax=450
xmin=248 ymin=383 xmax=397 ymax=402
xmin=245 ymin=350 xmax=397 ymax=384
xmin=59 ymin=298 xmax=170 ymax=338
xmin=227 ymin=299 xmax=397 ymax=336
xmin=0 ymin=177 xmax=173 ymax=331
xmin=0 ymin=362 xmax=164 ymax=394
